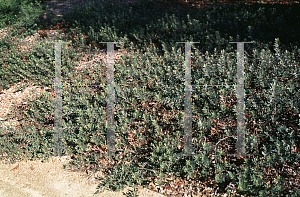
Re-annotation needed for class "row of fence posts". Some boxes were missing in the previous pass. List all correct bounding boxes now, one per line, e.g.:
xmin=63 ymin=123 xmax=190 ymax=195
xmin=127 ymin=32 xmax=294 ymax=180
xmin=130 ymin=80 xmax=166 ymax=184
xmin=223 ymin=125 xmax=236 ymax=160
xmin=51 ymin=40 xmax=254 ymax=159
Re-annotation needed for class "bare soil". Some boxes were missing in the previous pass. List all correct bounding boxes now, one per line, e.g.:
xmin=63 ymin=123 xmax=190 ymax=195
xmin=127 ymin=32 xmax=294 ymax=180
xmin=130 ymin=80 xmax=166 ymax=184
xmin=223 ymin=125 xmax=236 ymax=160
xmin=0 ymin=155 xmax=165 ymax=197
xmin=3 ymin=0 xmax=298 ymax=196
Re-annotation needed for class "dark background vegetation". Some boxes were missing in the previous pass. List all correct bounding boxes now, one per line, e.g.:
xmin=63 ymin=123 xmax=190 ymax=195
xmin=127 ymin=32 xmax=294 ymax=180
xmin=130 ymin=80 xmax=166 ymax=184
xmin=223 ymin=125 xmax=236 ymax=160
xmin=0 ymin=0 xmax=299 ymax=196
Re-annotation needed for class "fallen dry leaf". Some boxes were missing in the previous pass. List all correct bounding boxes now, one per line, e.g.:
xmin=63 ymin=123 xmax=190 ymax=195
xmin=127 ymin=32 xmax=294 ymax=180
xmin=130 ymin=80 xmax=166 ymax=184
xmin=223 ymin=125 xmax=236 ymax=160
xmin=10 ymin=163 xmax=19 ymax=171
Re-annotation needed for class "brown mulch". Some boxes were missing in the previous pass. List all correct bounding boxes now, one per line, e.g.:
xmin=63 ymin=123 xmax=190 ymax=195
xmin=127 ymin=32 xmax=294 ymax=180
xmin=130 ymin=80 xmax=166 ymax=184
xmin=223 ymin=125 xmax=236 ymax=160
xmin=1 ymin=0 xmax=299 ymax=196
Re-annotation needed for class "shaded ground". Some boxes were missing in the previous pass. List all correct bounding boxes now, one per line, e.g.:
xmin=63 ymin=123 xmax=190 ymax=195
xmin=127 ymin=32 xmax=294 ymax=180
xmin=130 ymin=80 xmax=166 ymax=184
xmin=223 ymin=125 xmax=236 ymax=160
xmin=0 ymin=0 xmax=299 ymax=196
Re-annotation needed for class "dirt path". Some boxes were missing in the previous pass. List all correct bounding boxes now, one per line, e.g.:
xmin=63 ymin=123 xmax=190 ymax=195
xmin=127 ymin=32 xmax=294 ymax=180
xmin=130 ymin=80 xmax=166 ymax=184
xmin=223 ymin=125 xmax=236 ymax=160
xmin=0 ymin=156 xmax=165 ymax=197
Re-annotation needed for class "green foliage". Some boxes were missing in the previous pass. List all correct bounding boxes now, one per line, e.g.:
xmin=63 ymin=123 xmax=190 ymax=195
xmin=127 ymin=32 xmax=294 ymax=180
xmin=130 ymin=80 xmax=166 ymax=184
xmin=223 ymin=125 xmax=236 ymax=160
xmin=0 ymin=0 xmax=22 ymax=25
xmin=0 ymin=0 xmax=299 ymax=196
xmin=0 ymin=0 xmax=46 ymax=27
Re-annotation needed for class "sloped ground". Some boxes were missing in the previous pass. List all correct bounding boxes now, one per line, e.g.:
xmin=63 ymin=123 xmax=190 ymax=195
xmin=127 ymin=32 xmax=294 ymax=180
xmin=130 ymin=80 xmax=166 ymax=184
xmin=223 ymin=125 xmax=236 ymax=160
xmin=1 ymin=0 xmax=299 ymax=196
xmin=0 ymin=23 xmax=164 ymax=197
xmin=0 ymin=29 xmax=232 ymax=197
xmin=0 ymin=20 xmax=236 ymax=197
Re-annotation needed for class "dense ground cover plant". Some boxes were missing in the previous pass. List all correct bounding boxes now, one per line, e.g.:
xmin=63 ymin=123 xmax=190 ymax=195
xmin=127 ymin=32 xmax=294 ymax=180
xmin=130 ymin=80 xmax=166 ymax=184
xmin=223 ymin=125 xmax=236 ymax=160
xmin=0 ymin=0 xmax=299 ymax=196
xmin=59 ymin=0 xmax=300 ymax=58
xmin=0 ymin=0 xmax=46 ymax=28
